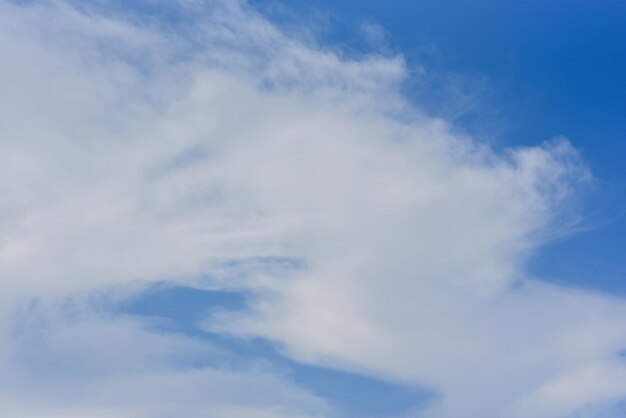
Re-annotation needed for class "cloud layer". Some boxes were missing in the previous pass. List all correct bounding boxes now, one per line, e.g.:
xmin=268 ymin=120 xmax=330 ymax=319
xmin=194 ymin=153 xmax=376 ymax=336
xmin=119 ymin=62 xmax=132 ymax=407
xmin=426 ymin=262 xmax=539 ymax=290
xmin=1 ymin=1 xmax=625 ymax=417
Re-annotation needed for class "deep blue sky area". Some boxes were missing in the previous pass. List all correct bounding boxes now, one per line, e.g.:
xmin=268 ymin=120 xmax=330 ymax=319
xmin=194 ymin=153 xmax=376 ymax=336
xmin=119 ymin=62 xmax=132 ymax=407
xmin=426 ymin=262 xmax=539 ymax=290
xmin=250 ymin=0 xmax=626 ymax=295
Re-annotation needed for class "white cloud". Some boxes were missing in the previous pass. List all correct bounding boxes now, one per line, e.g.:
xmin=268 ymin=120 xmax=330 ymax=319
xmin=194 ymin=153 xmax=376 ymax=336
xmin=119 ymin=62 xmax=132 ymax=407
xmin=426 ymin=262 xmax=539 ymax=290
xmin=0 ymin=301 xmax=331 ymax=418
xmin=0 ymin=1 xmax=625 ymax=417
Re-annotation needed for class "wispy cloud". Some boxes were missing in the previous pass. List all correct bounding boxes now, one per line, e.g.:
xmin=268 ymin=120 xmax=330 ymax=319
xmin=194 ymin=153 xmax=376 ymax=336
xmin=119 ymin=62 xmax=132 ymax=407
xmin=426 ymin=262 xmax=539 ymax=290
xmin=0 ymin=1 xmax=624 ymax=417
xmin=2 ymin=302 xmax=331 ymax=418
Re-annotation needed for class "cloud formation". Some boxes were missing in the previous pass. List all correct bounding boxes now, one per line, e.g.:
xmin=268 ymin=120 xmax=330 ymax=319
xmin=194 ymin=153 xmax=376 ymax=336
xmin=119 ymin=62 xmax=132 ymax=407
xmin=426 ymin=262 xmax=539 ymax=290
xmin=1 ymin=1 xmax=625 ymax=417
xmin=1 ymin=301 xmax=331 ymax=418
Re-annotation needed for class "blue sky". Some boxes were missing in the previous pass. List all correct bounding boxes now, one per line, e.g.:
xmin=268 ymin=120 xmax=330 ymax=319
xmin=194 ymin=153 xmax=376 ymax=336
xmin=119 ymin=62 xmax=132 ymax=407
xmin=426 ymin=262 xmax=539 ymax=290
xmin=1 ymin=1 xmax=625 ymax=418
